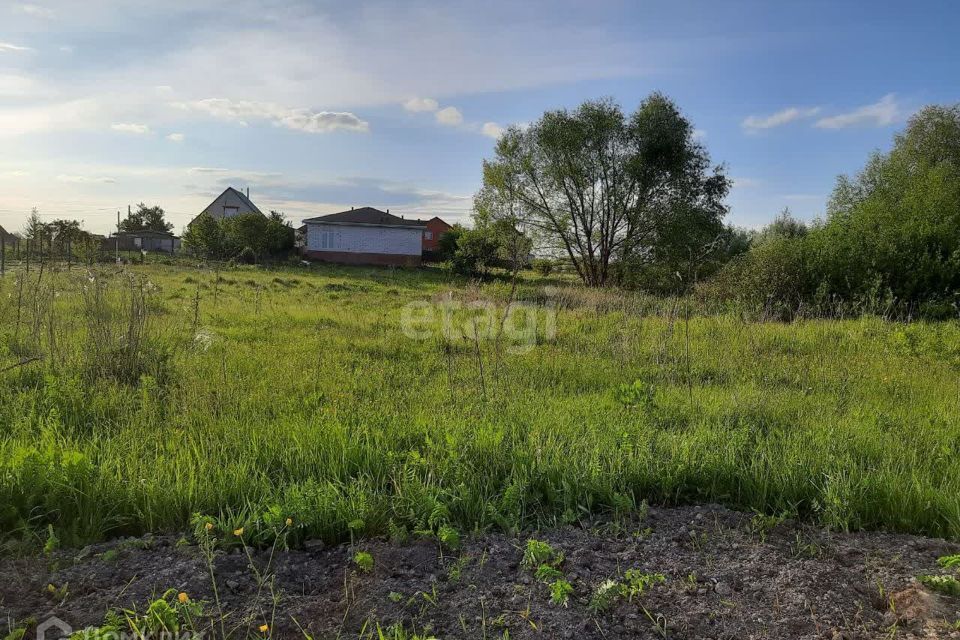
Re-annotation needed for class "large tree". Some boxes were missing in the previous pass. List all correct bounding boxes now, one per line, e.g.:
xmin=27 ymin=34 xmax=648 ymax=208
xmin=120 ymin=203 xmax=174 ymax=233
xmin=480 ymin=94 xmax=730 ymax=287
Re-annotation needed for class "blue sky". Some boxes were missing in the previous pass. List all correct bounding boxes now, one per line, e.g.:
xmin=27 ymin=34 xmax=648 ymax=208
xmin=1 ymin=0 xmax=957 ymax=235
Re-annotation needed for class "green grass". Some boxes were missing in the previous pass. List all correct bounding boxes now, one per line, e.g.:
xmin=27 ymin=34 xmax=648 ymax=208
xmin=1 ymin=262 xmax=959 ymax=548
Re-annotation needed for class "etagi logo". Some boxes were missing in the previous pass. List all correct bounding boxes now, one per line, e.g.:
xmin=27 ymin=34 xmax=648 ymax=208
xmin=36 ymin=616 xmax=71 ymax=640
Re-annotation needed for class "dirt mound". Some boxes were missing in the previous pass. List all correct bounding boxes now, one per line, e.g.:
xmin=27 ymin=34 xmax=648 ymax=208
xmin=3 ymin=504 xmax=960 ymax=639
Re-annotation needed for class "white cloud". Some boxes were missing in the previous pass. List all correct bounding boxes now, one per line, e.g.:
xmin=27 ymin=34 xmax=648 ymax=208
xmin=435 ymin=106 xmax=463 ymax=126
xmin=183 ymin=98 xmax=369 ymax=134
xmin=814 ymin=94 xmax=903 ymax=129
xmin=56 ymin=174 xmax=115 ymax=184
xmin=403 ymin=97 xmax=439 ymax=113
xmin=0 ymin=42 xmax=32 ymax=53
xmin=111 ymin=122 xmax=151 ymax=134
xmin=692 ymin=128 xmax=706 ymax=140
xmin=166 ymin=132 xmax=185 ymax=142
xmin=742 ymin=106 xmax=821 ymax=132
xmin=15 ymin=3 xmax=55 ymax=18
xmin=481 ymin=122 xmax=504 ymax=139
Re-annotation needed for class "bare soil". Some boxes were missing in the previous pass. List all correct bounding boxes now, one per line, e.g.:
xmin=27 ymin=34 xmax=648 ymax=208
xmin=3 ymin=504 xmax=960 ymax=639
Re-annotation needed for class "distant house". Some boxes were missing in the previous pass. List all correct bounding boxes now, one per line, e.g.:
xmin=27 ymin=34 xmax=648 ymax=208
xmin=301 ymin=207 xmax=426 ymax=266
xmin=102 ymin=230 xmax=181 ymax=253
xmin=417 ymin=216 xmax=453 ymax=257
xmin=191 ymin=186 xmax=264 ymax=226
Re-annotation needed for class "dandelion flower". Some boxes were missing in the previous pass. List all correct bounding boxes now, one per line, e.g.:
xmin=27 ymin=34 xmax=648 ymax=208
xmin=259 ymin=624 xmax=269 ymax=633
xmin=178 ymin=592 xmax=189 ymax=604
xmin=285 ymin=518 xmax=293 ymax=527
xmin=233 ymin=527 xmax=244 ymax=537
xmin=205 ymin=522 xmax=214 ymax=531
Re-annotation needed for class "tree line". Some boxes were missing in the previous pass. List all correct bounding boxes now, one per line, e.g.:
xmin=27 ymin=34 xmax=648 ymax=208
xmin=462 ymin=94 xmax=959 ymax=318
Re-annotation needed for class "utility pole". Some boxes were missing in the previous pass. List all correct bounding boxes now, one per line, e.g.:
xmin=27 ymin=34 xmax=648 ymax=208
xmin=116 ymin=210 xmax=121 ymax=264
xmin=1 ymin=227 xmax=5 ymax=277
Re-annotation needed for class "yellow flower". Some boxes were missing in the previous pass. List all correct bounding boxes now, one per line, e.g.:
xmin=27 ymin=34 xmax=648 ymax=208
xmin=285 ymin=518 xmax=293 ymax=527
xmin=205 ymin=522 xmax=214 ymax=531
xmin=259 ymin=624 xmax=269 ymax=633
xmin=178 ymin=592 xmax=189 ymax=604
xmin=233 ymin=527 xmax=244 ymax=537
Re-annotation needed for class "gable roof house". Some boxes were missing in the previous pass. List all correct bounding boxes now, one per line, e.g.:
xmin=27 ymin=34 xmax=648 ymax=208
xmin=418 ymin=216 xmax=453 ymax=257
xmin=301 ymin=207 xmax=426 ymax=266
xmin=191 ymin=186 xmax=264 ymax=226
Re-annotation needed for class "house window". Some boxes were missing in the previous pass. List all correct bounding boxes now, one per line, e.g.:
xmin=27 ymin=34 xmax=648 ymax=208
xmin=319 ymin=230 xmax=339 ymax=250
xmin=424 ymin=231 xmax=433 ymax=240
xmin=223 ymin=206 xmax=239 ymax=218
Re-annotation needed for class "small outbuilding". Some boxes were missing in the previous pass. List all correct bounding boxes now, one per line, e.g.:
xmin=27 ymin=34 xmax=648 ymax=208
xmin=103 ymin=230 xmax=181 ymax=253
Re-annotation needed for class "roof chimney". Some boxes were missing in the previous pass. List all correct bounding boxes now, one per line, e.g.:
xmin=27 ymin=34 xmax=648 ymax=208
xmin=351 ymin=206 xmax=354 ymax=210
xmin=246 ymin=187 xmax=250 ymax=198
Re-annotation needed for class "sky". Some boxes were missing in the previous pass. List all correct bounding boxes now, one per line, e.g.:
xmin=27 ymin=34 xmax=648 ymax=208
xmin=0 ymin=0 xmax=958 ymax=235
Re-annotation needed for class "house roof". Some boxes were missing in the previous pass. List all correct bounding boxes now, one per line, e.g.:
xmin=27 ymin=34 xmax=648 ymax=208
xmin=303 ymin=207 xmax=426 ymax=228
xmin=225 ymin=186 xmax=264 ymax=215
xmin=414 ymin=216 xmax=452 ymax=228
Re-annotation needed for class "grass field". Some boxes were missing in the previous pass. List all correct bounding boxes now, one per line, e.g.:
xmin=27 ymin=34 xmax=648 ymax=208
xmin=1 ymin=262 xmax=959 ymax=549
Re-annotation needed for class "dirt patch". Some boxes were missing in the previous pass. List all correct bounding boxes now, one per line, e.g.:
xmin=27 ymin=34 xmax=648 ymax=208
xmin=3 ymin=504 xmax=960 ymax=639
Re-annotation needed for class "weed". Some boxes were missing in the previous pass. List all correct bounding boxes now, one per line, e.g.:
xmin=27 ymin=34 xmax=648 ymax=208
xmin=918 ymin=574 xmax=960 ymax=596
xmin=938 ymin=554 xmax=960 ymax=571
xmin=622 ymin=569 xmax=666 ymax=602
xmin=534 ymin=564 xmax=564 ymax=583
xmin=43 ymin=524 xmax=59 ymax=555
xmin=445 ymin=554 xmax=471 ymax=583
xmin=437 ymin=524 xmax=461 ymax=551
xmin=99 ymin=549 xmax=119 ymax=562
xmin=46 ymin=582 xmax=68 ymax=603
xmin=748 ymin=512 xmax=787 ymax=543
xmin=589 ymin=579 xmax=622 ymax=613
xmin=521 ymin=539 xmax=561 ymax=570
xmin=549 ymin=579 xmax=574 ymax=607
xmin=614 ymin=379 xmax=656 ymax=411
xmin=354 ymin=551 xmax=374 ymax=573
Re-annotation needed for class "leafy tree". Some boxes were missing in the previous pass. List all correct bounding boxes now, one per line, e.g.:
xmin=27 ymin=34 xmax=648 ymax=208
xmin=264 ymin=211 xmax=296 ymax=255
xmin=182 ymin=213 xmax=227 ymax=259
xmin=120 ymin=203 xmax=173 ymax=233
xmin=708 ymin=104 xmax=960 ymax=318
xmin=450 ymin=227 xmax=500 ymax=276
xmin=222 ymin=212 xmax=270 ymax=257
xmin=437 ymin=225 xmax=465 ymax=261
xmin=22 ymin=208 xmax=50 ymax=255
xmin=481 ymin=94 xmax=730 ymax=287
xmin=183 ymin=211 xmax=294 ymax=261
xmin=753 ymin=208 xmax=808 ymax=245
xmin=48 ymin=219 xmax=84 ymax=255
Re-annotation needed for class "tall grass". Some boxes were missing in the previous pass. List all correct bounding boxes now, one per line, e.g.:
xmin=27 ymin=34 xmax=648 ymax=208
xmin=0 ymin=263 xmax=959 ymax=548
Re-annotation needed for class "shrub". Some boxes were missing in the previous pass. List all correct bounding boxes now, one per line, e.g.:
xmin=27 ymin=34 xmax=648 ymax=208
xmin=532 ymin=259 xmax=554 ymax=277
xmin=237 ymin=246 xmax=256 ymax=264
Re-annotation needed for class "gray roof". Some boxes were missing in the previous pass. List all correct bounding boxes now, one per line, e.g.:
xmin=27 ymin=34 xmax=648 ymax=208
xmin=303 ymin=207 xmax=425 ymax=228
xmin=216 ymin=186 xmax=264 ymax=216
